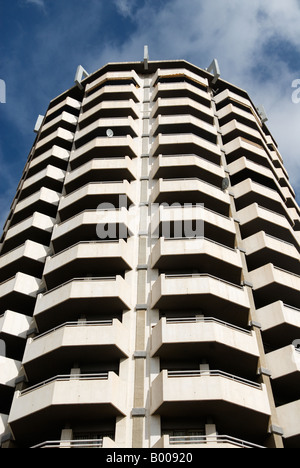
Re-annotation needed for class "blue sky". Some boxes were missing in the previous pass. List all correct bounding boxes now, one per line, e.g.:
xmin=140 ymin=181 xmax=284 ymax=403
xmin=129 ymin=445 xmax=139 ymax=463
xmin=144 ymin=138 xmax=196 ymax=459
xmin=1 ymin=0 xmax=300 ymax=228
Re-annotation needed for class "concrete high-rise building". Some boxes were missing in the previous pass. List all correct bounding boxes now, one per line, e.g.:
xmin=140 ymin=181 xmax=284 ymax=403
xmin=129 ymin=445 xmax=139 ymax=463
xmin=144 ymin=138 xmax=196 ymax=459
xmin=0 ymin=55 xmax=300 ymax=449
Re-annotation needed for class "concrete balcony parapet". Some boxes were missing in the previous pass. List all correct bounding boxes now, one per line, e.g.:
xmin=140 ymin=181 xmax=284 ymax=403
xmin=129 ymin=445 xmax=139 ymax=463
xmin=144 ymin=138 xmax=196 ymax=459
xmin=151 ymin=273 xmax=250 ymax=327
xmin=8 ymin=372 xmax=127 ymax=444
xmin=64 ymin=156 xmax=136 ymax=194
xmin=46 ymin=96 xmax=81 ymax=119
xmin=153 ymin=434 xmax=265 ymax=449
xmin=23 ymin=319 xmax=130 ymax=380
xmin=70 ymin=135 xmax=138 ymax=170
xmin=33 ymin=275 xmax=132 ymax=331
xmin=151 ymin=97 xmax=214 ymax=125
xmin=150 ymin=133 xmax=221 ymax=165
xmin=151 ymin=370 xmax=271 ymax=439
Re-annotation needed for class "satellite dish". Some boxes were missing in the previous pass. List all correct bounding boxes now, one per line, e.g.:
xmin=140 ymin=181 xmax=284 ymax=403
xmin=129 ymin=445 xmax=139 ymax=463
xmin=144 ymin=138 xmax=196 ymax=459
xmin=106 ymin=129 xmax=114 ymax=138
xmin=222 ymin=177 xmax=230 ymax=191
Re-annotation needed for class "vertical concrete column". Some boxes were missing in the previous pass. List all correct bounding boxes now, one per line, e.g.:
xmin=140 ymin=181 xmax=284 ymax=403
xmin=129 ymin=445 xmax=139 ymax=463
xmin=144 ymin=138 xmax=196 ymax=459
xmin=205 ymin=423 xmax=218 ymax=447
xmin=132 ymin=76 xmax=152 ymax=448
xmin=59 ymin=427 xmax=73 ymax=448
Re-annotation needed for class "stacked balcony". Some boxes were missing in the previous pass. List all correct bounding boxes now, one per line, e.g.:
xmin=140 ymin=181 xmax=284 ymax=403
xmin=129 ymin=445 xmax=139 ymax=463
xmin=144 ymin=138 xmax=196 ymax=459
xmin=1 ymin=71 xmax=143 ymax=448
xmin=215 ymin=84 xmax=300 ymax=449
xmin=151 ymin=370 xmax=271 ymax=444
xmin=0 ymin=90 xmax=82 ymax=446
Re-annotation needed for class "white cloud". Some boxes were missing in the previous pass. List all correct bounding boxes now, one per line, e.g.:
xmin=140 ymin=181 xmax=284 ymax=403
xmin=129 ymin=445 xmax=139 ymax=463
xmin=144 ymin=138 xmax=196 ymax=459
xmin=2 ymin=0 xmax=300 ymax=207
xmin=88 ymin=0 xmax=300 ymax=200
xmin=113 ymin=0 xmax=137 ymax=18
xmin=25 ymin=0 xmax=45 ymax=8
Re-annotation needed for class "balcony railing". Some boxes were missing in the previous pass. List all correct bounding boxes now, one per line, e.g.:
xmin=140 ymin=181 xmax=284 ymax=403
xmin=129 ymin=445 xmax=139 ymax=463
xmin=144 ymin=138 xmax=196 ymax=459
xmin=31 ymin=439 xmax=104 ymax=448
xmin=42 ymin=276 xmax=117 ymax=296
xmin=32 ymin=320 xmax=113 ymax=341
xmin=167 ymin=370 xmax=261 ymax=389
xmin=168 ymin=434 xmax=265 ymax=449
xmin=165 ymin=316 xmax=252 ymax=335
xmin=165 ymin=273 xmax=244 ymax=290
xmin=20 ymin=373 xmax=109 ymax=396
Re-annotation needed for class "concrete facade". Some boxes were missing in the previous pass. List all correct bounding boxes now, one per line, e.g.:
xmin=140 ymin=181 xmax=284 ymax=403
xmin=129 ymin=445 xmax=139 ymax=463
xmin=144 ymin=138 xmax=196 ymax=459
xmin=0 ymin=58 xmax=299 ymax=448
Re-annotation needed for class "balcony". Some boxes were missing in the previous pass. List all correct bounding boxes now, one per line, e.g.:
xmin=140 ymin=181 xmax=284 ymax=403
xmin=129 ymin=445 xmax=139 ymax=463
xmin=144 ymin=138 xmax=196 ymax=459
xmin=221 ymin=119 xmax=264 ymax=147
xmin=277 ymin=400 xmax=300 ymax=448
xmin=151 ymin=97 xmax=214 ymax=125
xmin=151 ymin=115 xmax=217 ymax=143
xmin=40 ymin=111 xmax=78 ymax=140
xmin=0 ymin=356 xmax=21 ymax=388
xmin=266 ymin=346 xmax=300 ymax=403
xmin=153 ymin=434 xmax=265 ymax=449
xmin=19 ymin=165 xmax=65 ymax=201
xmin=151 ymin=178 xmax=230 ymax=217
xmin=217 ymin=103 xmax=258 ymax=128
xmin=70 ymin=135 xmax=138 ymax=170
xmin=151 ymin=370 xmax=271 ymax=440
xmin=0 ymin=310 xmax=31 ymax=363
xmin=1 ymin=212 xmax=55 ymax=255
xmin=151 ymin=204 xmax=236 ymax=249
xmin=276 ymin=168 xmax=295 ymax=196
xmin=151 ymin=317 xmax=259 ymax=377
xmin=151 ymin=274 xmax=250 ymax=328
xmin=238 ymin=203 xmax=299 ymax=247
xmin=64 ymin=157 xmax=136 ymax=194
xmin=45 ymin=96 xmax=81 ymax=123
xmin=151 ymin=237 xmax=242 ymax=285
xmin=34 ymin=128 xmax=74 ymax=158
xmin=152 ymin=80 xmax=211 ymax=107
xmin=0 ymin=356 xmax=21 ymax=416
xmin=243 ymin=231 xmax=300 ymax=275
xmin=74 ymin=117 xmax=138 ymax=149
xmin=249 ymin=263 xmax=300 ymax=309
xmin=223 ymin=137 xmax=271 ymax=168
xmin=32 ymin=436 xmax=117 ymax=449
xmin=0 ymin=240 xmax=49 ymax=283
xmin=11 ymin=187 xmax=60 ymax=226
xmin=28 ymin=145 xmax=70 ymax=177
xmin=8 ymin=372 xmax=127 ymax=447
xmin=58 ymin=181 xmax=135 ymax=222
xmin=33 ymin=276 xmax=132 ymax=332
xmin=256 ymin=302 xmax=300 ymax=349
xmin=151 ymin=68 xmax=209 ymax=91
xmin=0 ymin=310 xmax=31 ymax=342
xmin=79 ymin=99 xmax=139 ymax=130
xmin=85 ymin=70 xmax=142 ymax=100
xmin=43 ymin=239 xmax=133 ymax=289
xmin=214 ymin=89 xmax=253 ymax=111
xmin=227 ymin=156 xmax=282 ymax=194
xmin=51 ymin=208 xmax=133 ymax=253
xmin=84 ymin=82 xmax=140 ymax=110
xmin=23 ymin=319 xmax=130 ymax=382
xmin=150 ymin=154 xmax=224 ymax=187
xmin=0 ymin=273 xmax=41 ymax=316
xmin=150 ymin=133 xmax=221 ymax=165
xmin=232 ymin=179 xmax=293 ymax=224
